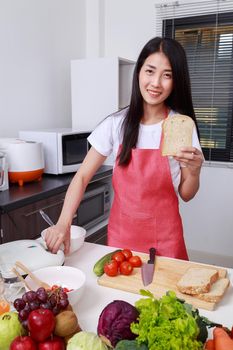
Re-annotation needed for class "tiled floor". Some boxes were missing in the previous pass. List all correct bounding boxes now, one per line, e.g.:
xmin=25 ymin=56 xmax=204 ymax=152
xmin=188 ymin=249 xmax=233 ymax=268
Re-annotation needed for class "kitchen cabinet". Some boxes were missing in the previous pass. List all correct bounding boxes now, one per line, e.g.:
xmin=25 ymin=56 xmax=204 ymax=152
xmin=71 ymin=57 xmax=135 ymax=132
xmin=85 ymin=226 xmax=107 ymax=245
xmin=0 ymin=192 xmax=72 ymax=243
xmin=0 ymin=166 xmax=112 ymax=244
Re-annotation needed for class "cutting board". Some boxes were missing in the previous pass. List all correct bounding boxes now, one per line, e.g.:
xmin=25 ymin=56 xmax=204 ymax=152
xmin=98 ymin=253 xmax=229 ymax=311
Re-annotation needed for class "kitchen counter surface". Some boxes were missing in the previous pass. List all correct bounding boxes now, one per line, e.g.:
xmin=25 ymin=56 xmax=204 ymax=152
xmin=0 ymin=165 xmax=112 ymax=212
xmin=66 ymin=242 xmax=233 ymax=334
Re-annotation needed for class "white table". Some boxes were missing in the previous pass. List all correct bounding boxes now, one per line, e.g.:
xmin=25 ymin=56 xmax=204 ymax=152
xmin=65 ymin=242 xmax=233 ymax=333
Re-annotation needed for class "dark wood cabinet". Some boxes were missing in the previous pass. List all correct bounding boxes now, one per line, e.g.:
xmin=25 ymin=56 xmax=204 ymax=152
xmin=0 ymin=192 xmax=78 ymax=243
xmin=85 ymin=225 xmax=107 ymax=245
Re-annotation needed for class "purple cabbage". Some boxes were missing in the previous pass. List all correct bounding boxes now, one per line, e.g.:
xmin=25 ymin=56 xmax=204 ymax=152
xmin=97 ymin=300 xmax=139 ymax=347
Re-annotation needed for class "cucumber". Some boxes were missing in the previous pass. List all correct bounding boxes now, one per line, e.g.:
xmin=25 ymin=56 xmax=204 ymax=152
xmin=93 ymin=249 xmax=121 ymax=277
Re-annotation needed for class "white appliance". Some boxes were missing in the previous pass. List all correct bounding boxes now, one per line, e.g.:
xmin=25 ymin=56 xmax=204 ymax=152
xmin=0 ymin=152 xmax=9 ymax=191
xmin=0 ymin=240 xmax=64 ymax=280
xmin=0 ymin=138 xmax=44 ymax=186
xmin=19 ymin=129 xmax=90 ymax=175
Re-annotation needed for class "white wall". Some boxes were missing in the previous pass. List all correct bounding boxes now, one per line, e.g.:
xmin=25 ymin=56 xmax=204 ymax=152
xmin=103 ymin=0 xmax=156 ymax=60
xmin=181 ymin=165 xmax=233 ymax=258
xmin=0 ymin=0 xmax=86 ymax=137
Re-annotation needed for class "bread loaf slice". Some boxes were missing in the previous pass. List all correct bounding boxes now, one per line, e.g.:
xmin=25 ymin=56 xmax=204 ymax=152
xmin=176 ymin=267 xmax=219 ymax=295
xmin=196 ymin=278 xmax=230 ymax=303
xmin=162 ymin=114 xmax=194 ymax=156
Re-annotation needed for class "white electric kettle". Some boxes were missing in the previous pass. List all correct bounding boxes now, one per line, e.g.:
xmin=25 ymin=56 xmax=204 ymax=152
xmin=0 ymin=152 xmax=9 ymax=191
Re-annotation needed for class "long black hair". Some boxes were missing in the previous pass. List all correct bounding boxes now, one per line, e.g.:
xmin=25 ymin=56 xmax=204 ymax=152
xmin=118 ymin=36 xmax=199 ymax=166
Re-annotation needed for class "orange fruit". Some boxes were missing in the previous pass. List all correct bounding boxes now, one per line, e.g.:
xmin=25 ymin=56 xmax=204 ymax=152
xmin=0 ymin=299 xmax=10 ymax=315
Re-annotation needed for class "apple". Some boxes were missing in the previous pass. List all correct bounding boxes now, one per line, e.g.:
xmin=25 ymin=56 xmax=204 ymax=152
xmin=38 ymin=336 xmax=65 ymax=350
xmin=28 ymin=309 xmax=55 ymax=342
xmin=10 ymin=336 xmax=37 ymax=350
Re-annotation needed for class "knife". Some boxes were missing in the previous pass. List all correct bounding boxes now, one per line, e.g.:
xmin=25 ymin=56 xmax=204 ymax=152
xmin=141 ymin=247 xmax=156 ymax=286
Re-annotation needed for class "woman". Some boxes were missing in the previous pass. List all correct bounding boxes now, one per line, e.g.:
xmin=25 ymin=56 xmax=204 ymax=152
xmin=45 ymin=37 xmax=203 ymax=260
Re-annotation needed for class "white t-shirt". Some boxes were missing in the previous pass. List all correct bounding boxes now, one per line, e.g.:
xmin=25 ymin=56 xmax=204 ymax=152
xmin=88 ymin=108 xmax=202 ymax=193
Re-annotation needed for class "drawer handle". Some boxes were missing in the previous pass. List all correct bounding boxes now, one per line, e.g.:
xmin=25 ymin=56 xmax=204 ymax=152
xmin=23 ymin=200 xmax=65 ymax=217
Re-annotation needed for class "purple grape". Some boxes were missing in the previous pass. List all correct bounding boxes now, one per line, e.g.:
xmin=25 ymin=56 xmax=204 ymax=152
xmin=24 ymin=303 xmax=31 ymax=312
xmin=52 ymin=305 xmax=60 ymax=315
xmin=40 ymin=301 xmax=52 ymax=310
xmin=13 ymin=298 xmax=26 ymax=311
xmin=59 ymin=291 xmax=68 ymax=300
xmin=29 ymin=300 xmax=40 ymax=311
xmin=37 ymin=287 xmax=46 ymax=294
xmin=49 ymin=294 xmax=57 ymax=307
xmin=36 ymin=290 xmax=48 ymax=302
xmin=22 ymin=293 xmax=28 ymax=302
xmin=18 ymin=308 xmax=29 ymax=321
xmin=21 ymin=319 xmax=29 ymax=330
xmin=59 ymin=298 xmax=69 ymax=309
xmin=26 ymin=291 xmax=37 ymax=302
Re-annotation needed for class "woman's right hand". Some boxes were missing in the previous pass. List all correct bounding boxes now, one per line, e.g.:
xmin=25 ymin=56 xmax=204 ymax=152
xmin=44 ymin=223 xmax=71 ymax=254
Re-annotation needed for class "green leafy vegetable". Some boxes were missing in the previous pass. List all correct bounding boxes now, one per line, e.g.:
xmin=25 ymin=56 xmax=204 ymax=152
xmin=130 ymin=290 xmax=203 ymax=350
xmin=114 ymin=339 xmax=148 ymax=349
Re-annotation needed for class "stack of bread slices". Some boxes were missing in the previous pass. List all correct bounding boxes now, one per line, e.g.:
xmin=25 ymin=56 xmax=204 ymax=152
xmin=176 ymin=267 xmax=230 ymax=303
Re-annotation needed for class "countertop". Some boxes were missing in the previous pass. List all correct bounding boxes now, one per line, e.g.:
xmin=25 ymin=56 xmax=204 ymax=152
xmin=66 ymin=242 xmax=233 ymax=334
xmin=0 ymin=166 xmax=112 ymax=212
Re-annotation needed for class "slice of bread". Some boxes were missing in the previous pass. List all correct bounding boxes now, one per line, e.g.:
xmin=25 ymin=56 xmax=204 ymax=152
xmin=196 ymin=278 xmax=230 ymax=303
xmin=162 ymin=114 xmax=194 ymax=156
xmin=176 ymin=267 xmax=219 ymax=295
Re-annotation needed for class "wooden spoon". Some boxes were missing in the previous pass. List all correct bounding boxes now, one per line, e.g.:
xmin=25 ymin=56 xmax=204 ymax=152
xmin=11 ymin=267 xmax=32 ymax=291
xmin=15 ymin=261 xmax=50 ymax=290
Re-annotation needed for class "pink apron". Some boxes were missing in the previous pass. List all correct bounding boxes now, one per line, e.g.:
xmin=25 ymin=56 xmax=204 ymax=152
xmin=107 ymin=134 xmax=188 ymax=260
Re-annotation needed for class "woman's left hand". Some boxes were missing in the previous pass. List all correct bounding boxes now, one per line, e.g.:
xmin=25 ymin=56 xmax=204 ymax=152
xmin=173 ymin=147 xmax=204 ymax=175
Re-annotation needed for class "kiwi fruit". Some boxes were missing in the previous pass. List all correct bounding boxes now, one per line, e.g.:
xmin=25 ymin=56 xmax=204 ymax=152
xmin=54 ymin=310 xmax=79 ymax=337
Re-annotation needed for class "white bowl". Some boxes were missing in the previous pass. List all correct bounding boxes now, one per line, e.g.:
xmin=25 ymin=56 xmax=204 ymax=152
xmin=41 ymin=225 xmax=86 ymax=255
xmin=25 ymin=266 xmax=86 ymax=305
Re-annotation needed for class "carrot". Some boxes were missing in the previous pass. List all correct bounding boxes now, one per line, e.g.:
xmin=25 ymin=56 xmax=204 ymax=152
xmin=205 ymin=339 xmax=215 ymax=350
xmin=214 ymin=327 xmax=233 ymax=350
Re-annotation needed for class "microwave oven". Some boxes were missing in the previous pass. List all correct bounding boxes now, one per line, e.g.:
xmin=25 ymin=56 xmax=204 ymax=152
xmin=77 ymin=182 xmax=111 ymax=230
xmin=19 ymin=128 xmax=91 ymax=174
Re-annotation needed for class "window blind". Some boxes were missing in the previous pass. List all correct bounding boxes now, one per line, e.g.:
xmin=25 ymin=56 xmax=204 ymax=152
xmin=155 ymin=0 xmax=233 ymax=164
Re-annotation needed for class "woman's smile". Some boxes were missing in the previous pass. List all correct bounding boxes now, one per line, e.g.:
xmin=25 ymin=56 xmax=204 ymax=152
xmin=147 ymin=89 xmax=162 ymax=98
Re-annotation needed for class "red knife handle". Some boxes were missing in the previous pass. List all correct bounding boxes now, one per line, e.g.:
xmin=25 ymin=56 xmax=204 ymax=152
xmin=148 ymin=247 xmax=156 ymax=264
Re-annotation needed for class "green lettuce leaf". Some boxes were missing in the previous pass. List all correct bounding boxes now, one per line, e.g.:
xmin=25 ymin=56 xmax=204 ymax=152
xmin=131 ymin=291 xmax=203 ymax=350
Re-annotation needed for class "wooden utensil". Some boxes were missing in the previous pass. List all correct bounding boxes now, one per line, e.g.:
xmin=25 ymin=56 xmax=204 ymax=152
xmin=15 ymin=261 xmax=50 ymax=290
xmin=11 ymin=267 xmax=32 ymax=291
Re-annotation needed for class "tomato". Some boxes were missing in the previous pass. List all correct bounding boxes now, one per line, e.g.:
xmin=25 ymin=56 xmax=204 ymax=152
xmin=120 ymin=261 xmax=133 ymax=275
xmin=63 ymin=287 xmax=73 ymax=293
xmin=51 ymin=285 xmax=59 ymax=290
xmin=104 ymin=260 xmax=118 ymax=277
xmin=128 ymin=255 xmax=142 ymax=267
xmin=121 ymin=249 xmax=133 ymax=260
xmin=112 ymin=251 xmax=125 ymax=266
